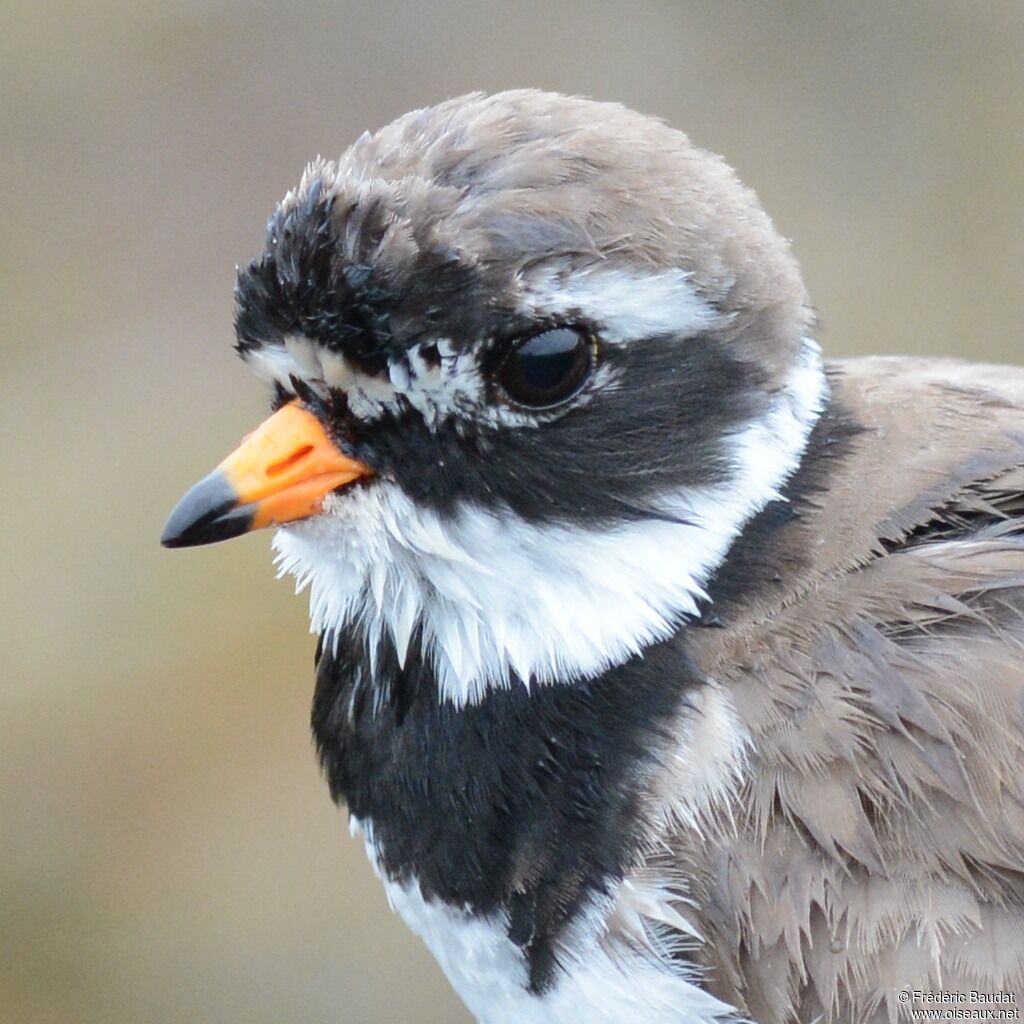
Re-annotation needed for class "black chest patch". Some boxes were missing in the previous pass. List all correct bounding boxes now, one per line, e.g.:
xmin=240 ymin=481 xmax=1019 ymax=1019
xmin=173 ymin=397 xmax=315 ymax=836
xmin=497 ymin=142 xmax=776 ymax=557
xmin=312 ymin=630 xmax=702 ymax=992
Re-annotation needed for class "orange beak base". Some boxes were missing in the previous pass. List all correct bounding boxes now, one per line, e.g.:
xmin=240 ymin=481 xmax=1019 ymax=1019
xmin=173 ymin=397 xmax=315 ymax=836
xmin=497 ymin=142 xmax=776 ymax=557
xmin=161 ymin=401 xmax=372 ymax=548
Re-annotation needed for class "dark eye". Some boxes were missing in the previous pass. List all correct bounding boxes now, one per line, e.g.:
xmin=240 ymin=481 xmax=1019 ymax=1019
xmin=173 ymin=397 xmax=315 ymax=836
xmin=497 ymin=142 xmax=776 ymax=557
xmin=496 ymin=327 xmax=595 ymax=408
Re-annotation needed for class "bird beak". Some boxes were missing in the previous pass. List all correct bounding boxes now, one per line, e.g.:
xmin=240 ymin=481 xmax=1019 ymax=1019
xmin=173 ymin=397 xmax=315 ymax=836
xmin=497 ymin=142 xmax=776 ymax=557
xmin=161 ymin=400 xmax=373 ymax=548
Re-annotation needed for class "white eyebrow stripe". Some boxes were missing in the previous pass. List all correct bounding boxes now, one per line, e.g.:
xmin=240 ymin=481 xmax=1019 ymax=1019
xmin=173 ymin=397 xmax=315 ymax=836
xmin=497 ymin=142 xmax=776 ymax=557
xmin=519 ymin=265 xmax=723 ymax=344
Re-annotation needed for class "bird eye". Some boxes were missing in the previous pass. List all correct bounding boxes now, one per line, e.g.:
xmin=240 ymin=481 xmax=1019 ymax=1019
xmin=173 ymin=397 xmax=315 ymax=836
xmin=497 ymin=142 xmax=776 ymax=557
xmin=496 ymin=327 xmax=595 ymax=409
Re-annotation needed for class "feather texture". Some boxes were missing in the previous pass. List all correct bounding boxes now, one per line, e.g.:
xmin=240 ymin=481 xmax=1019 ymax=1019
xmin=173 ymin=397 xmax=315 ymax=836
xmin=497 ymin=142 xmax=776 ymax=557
xmin=638 ymin=357 xmax=1024 ymax=1022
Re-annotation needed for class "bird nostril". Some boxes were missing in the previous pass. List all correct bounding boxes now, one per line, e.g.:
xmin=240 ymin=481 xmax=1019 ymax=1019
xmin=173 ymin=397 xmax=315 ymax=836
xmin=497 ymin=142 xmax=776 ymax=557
xmin=266 ymin=445 xmax=314 ymax=477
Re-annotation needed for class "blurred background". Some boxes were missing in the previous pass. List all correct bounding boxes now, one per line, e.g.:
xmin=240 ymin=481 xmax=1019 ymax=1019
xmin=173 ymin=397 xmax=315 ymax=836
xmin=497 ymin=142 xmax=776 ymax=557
xmin=2 ymin=2 xmax=1023 ymax=1021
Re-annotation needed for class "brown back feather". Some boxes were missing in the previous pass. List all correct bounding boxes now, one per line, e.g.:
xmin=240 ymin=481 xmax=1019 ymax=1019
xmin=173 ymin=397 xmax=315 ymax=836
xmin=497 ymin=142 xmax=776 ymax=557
xmin=674 ymin=357 xmax=1024 ymax=1022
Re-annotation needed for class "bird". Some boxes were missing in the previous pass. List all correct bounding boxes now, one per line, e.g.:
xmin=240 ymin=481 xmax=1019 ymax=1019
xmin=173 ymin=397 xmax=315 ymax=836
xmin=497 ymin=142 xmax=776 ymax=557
xmin=161 ymin=90 xmax=1024 ymax=1023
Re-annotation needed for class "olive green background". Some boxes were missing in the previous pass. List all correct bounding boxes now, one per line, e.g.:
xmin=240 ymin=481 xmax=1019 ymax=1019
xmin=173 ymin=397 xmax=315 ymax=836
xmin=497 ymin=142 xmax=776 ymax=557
xmin=3 ymin=2 xmax=1022 ymax=1022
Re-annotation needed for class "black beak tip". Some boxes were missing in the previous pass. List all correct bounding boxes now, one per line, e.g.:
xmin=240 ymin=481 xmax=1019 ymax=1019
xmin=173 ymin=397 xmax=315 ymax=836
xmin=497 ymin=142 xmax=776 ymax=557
xmin=161 ymin=470 xmax=253 ymax=548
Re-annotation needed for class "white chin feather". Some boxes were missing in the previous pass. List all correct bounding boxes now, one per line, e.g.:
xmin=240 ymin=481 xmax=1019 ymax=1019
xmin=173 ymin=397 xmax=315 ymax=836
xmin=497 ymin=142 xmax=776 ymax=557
xmin=272 ymin=341 xmax=826 ymax=707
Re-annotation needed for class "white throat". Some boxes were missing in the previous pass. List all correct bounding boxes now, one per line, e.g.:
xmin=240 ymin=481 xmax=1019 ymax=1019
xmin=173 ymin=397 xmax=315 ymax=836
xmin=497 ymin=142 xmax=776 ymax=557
xmin=272 ymin=340 xmax=826 ymax=706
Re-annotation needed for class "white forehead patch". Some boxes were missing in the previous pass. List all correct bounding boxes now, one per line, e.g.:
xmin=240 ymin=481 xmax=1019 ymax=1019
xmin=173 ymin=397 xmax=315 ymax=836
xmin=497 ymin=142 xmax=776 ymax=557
xmin=519 ymin=263 xmax=724 ymax=344
xmin=242 ymin=331 xmax=616 ymax=430
xmin=242 ymin=334 xmax=484 ymax=427
xmin=271 ymin=340 xmax=826 ymax=706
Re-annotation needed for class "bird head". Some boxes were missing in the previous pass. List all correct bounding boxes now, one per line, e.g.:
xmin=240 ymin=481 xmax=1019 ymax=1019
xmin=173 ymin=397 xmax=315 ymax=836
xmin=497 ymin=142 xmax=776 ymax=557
xmin=162 ymin=90 xmax=824 ymax=705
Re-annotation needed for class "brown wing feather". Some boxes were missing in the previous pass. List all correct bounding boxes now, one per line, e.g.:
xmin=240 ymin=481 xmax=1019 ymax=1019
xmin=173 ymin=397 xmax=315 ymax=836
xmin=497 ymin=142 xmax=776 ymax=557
xmin=678 ymin=358 xmax=1024 ymax=1022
